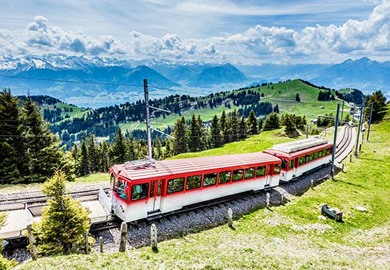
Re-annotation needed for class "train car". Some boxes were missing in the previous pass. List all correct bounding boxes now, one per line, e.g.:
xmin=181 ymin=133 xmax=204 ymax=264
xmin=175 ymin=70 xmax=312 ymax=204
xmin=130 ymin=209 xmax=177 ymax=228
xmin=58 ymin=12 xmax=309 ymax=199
xmin=263 ymin=138 xmax=333 ymax=182
xmin=109 ymin=152 xmax=281 ymax=222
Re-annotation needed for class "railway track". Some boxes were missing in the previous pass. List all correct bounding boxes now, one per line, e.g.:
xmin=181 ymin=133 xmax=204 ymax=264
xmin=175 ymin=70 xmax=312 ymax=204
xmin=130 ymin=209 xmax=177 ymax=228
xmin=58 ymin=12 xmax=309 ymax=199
xmin=335 ymin=125 xmax=355 ymax=162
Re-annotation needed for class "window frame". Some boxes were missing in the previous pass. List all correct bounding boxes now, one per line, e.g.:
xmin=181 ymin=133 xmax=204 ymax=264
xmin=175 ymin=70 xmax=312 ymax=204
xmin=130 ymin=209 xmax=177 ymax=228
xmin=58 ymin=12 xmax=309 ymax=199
xmin=186 ymin=175 xmax=202 ymax=190
xmin=232 ymin=169 xmax=244 ymax=181
xmin=256 ymin=166 xmax=266 ymax=177
xmin=244 ymin=167 xmax=255 ymax=179
xmin=218 ymin=170 xmax=231 ymax=184
xmin=167 ymin=177 xmax=185 ymax=194
xmin=203 ymin=172 xmax=217 ymax=187
xmin=130 ymin=182 xmax=149 ymax=201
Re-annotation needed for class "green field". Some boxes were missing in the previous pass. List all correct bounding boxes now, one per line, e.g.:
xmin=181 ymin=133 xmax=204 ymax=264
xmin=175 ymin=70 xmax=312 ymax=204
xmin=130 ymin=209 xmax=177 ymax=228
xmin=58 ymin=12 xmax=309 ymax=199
xmin=17 ymin=106 xmax=390 ymax=270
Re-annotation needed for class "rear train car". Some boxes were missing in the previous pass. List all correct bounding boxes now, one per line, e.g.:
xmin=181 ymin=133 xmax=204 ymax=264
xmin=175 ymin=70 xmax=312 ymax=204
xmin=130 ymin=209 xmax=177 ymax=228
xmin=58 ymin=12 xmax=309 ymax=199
xmin=264 ymin=138 xmax=333 ymax=182
xmin=109 ymin=152 xmax=281 ymax=222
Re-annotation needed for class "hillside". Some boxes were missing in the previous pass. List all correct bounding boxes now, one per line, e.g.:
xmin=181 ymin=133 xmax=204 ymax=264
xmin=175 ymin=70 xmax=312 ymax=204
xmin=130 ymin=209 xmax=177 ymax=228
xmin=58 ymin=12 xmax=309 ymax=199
xmin=22 ymin=79 xmax=364 ymax=148
xmin=18 ymin=106 xmax=390 ymax=269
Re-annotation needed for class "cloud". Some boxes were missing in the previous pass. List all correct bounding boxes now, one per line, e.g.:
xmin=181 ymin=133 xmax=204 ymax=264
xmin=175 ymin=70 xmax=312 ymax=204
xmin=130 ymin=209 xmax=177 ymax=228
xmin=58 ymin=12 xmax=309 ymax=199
xmin=0 ymin=1 xmax=390 ymax=64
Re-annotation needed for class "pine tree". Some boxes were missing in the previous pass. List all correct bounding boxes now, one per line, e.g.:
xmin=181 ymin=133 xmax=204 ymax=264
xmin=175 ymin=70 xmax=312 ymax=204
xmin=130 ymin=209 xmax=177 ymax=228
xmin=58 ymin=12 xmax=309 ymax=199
xmin=0 ymin=89 xmax=23 ymax=183
xmin=111 ymin=128 xmax=126 ymax=164
xmin=258 ymin=117 xmax=264 ymax=131
xmin=210 ymin=115 xmax=223 ymax=148
xmin=220 ymin=110 xmax=228 ymax=143
xmin=295 ymin=93 xmax=301 ymax=102
xmin=239 ymin=116 xmax=247 ymax=139
xmin=21 ymin=99 xmax=72 ymax=182
xmin=79 ymin=137 xmax=89 ymax=176
xmin=126 ymin=137 xmax=136 ymax=161
xmin=197 ymin=115 xmax=207 ymax=151
xmin=263 ymin=112 xmax=280 ymax=130
xmin=230 ymin=109 xmax=239 ymax=142
xmin=172 ymin=116 xmax=188 ymax=155
xmin=87 ymin=134 xmax=99 ymax=173
xmin=364 ymin=91 xmax=387 ymax=123
xmin=189 ymin=114 xmax=202 ymax=152
xmin=247 ymin=110 xmax=258 ymax=135
xmin=100 ymin=141 xmax=110 ymax=172
xmin=33 ymin=170 xmax=92 ymax=255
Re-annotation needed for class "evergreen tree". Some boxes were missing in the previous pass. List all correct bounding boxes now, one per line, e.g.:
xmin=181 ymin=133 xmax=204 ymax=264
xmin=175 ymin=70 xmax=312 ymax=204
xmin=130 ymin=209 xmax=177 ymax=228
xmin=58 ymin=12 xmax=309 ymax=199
xmin=126 ymin=137 xmax=136 ymax=161
xmin=364 ymin=91 xmax=387 ymax=123
xmin=189 ymin=114 xmax=202 ymax=152
xmin=87 ymin=134 xmax=99 ymax=173
xmin=111 ymin=128 xmax=126 ymax=164
xmin=229 ymin=109 xmax=239 ymax=142
xmin=247 ymin=110 xmax=258 ymax=135
xmin=220 ymin=110 xmax=228 ymax=143
xmin=197 ymin=115 xmax=207 ymax=151
xmin=283 ymin=114 xmax=296 ymax=132
xmin=172 ymin=116 xmax=188 ymax=155
xmin=210 ymin=115 xmax=223 ymax=148
xmin=295 ymin=93 xmax=301 ymax=102
xmin=33 ymin=170 xmax=92 ymax=255
xmin=258 ymin=117 xmax=264 ymax=131
xmin=79 ymin=137 xmax=89 ymax=176
xmin=21 ymin=99 xmax=72 ymax=182
xmin=263 ymin=112 xmax=280 ymax=130
xmin=239 ymin=116 xmax=247 ymax=139
xmin=100 ymin=141 xmax=110 ymax=172
xmin=0 ymin=89 xmax=22 ymax=183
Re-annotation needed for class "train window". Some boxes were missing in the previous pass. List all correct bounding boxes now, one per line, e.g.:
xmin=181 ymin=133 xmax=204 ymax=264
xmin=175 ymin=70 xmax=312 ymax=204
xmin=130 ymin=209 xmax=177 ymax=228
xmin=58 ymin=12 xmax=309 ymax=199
xmin=186 ymin=175 xmax=202 ymax=190
xmin=117 ymin=180 xmax=128 ymax=200
xmin=289 ymin=160 xmax=294 ymax=169
xmin=203 ymin=173 xmax=217 ymax=187
xmin=305 ymin=155 xmax=310 ymax=163
xmin=318 ymin=150 xmax=323 ymax=158
xmin=157 ymin=180 xmax=162 ymax=196
xmin=299 ymin=157 xmax=304 ymax=165
xmin=232 ymin=169 xmax=244 ymax=181
xmin=256 ymin=166 xmax=266 ymax=177
xmin=150 ymin=181 xmax=155 ymax=197
xmin=309 ymin=153 xmax=314 ymax=161
xmin=167 ymin=178 xmax=184 ymax=194
xmin=326 ymin=148 xmax=331 ymax=155
xmin=281 ymin=159 xmax=288 ymax=169
xmin=244 ymin=167 xmax=255 ymax=179
xmin=323 ymin=149 xmax=327 ymax=156
xmin=314 ymin=152 xmax=319 ymax=159
xmin=273 ymin=164 xmax=281 ymax=174
xmin=219 ymin=171 xmax=231 ymax=184
xmin=131 ymin=183 xmax=149 ymax=201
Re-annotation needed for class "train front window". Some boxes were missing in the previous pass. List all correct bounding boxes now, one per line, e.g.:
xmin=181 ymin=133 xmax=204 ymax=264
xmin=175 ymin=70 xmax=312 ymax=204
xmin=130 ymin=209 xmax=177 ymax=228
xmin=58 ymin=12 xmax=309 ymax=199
xmin=186 ymin=175 xmax=202 ymax=190
xmin=219 ymin=171 xmax=231 ymax=184
xmin=203 ymin=173 xmax=217 ymax=187
xmin=289 ymin=160 xmax=294 ymax=169
xmin=244 ymin=167 xmax=255 ymax=179
xmin=232 ymin=169 xmax=244 ymax=181
xmin=131 ymin=183 xmax=148 ymax=201
xmin=273 ymin=164 xmax=281 ymax=174
xmin=256 ymin=166 xmax=266 ymax=177
xmin=167 ymin=178 xmax=184 ymax=194
xmin=281 ymin=159 xmax=288 ymax=169
xmin=117 ymin=180 xmax=128 ymax=200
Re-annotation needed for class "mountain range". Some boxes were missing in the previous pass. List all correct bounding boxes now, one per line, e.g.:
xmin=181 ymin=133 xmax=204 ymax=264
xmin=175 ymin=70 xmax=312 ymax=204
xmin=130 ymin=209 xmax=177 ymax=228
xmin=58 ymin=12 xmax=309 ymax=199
xmin=0 ymin=55 xmax=388 ymax=107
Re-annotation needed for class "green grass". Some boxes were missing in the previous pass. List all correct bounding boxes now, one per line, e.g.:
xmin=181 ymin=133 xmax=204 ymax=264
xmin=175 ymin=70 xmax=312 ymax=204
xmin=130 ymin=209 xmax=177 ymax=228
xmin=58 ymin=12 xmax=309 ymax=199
xmin=17 ymin=107 xmax=390 ymax=269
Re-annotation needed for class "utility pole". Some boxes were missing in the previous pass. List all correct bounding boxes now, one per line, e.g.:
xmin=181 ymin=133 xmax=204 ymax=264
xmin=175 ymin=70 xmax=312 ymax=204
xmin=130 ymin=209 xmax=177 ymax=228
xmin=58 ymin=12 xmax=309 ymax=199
xmin=366 ymin=102 xmax=374 ymax=142
xmin=144 ymin=79 xmax=152 ymax=159
xmin=331 ymin=103 xmax=340 ymax=180
xmin=355 ymin=103 xmax=364 ymax=157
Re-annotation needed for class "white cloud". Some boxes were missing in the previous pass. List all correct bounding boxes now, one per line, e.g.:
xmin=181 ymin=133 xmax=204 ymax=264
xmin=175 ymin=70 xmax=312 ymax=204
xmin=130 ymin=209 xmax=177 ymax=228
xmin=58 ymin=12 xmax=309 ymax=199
xmin=0 ymin=1 xmax=390 ymax=64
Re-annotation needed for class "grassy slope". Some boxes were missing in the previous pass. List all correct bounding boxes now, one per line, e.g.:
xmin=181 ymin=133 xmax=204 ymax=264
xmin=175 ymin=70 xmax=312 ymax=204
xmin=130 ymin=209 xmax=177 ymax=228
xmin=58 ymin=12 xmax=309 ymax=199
xmin=18 ymin=106 xmax=390 ymax=270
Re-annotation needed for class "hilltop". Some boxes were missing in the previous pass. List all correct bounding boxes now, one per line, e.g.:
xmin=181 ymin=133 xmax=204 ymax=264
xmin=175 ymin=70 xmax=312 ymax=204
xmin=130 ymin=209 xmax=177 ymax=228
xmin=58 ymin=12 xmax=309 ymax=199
xmin=19 ymin=79 xmax=364 ymax=148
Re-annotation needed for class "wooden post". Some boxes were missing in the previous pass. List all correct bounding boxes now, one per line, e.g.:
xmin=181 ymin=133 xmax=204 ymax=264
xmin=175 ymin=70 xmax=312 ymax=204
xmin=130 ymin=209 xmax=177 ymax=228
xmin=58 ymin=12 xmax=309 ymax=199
xmin=280 ymin=193 xmax=284 ymax=205
xmin=342 ymin=163 xmax=345 ymax=172
xmin=151 ymin=224 xmax=158 ymax=252
xmin=311 ymin=179 xmax=314 ymax=188
xmin=99 ymin=236 xmax=103 ymax=253
xmin=227 ymin=208 xmax=233 ymax=228
xmin=27 ymin=225 xmax=37 ymax=261
xmin=119 ymin=222 xmax=127 ymax=252
xmin=350 ymin=155 xmax=353 ymax=162
xmin=266 ymin=192 xmax=270 ymax=208
xmin=85 ymin=231 xmax=89 ymax=254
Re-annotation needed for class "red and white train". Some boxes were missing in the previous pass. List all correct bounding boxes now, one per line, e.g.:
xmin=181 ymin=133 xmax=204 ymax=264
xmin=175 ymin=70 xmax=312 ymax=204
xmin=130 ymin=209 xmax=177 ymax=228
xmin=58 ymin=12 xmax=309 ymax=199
xmin=108 ymin=138 xmax=333 ymax=222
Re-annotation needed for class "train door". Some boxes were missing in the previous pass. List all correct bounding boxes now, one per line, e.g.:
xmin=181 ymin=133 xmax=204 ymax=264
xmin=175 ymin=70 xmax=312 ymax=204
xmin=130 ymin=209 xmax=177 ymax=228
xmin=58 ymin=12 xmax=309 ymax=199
xmin=148 ymin=179 xmax=164 ymax=214
xmin=265 ymin=165 xmax=271 ymax=187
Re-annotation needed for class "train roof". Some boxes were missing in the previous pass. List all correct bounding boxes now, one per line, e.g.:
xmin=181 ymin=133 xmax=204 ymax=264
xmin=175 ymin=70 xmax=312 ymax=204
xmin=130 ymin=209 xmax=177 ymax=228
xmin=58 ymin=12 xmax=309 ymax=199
xmin=111 ymin=152 xmax=281 ymax=181
xmin=264 ymin=139 xmax=333 ymax=159
xmin=270 ymin=138 xmax=328 ymax=154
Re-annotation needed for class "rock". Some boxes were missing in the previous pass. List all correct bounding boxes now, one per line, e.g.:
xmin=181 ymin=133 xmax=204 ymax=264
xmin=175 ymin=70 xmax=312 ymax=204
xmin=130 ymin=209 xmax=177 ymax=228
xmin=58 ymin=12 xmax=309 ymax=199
xmin=355 ymin=206 xmax=367 ymax=212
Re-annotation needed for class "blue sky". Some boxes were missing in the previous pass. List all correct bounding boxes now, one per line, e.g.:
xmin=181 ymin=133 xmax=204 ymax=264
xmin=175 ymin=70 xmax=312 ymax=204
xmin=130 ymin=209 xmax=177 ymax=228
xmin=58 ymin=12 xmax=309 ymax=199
xmin=0 ymin=0 xmax=389 ymax=64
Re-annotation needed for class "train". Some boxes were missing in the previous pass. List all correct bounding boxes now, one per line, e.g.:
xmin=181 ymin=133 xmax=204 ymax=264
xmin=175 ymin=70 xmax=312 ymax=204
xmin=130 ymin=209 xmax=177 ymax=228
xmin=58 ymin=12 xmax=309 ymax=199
xmin=107 ymin=137 xmax=333 ymax=223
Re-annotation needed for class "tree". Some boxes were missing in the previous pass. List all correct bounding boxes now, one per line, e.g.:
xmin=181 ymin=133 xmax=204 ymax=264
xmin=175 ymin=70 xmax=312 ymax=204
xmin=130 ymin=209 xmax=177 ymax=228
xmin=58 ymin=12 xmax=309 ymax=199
xmin=210 ymin=115 xmax=223 ymax=148
xmin=189 ymin=114 xmax=202 ymax=152
xmin=79 ymin=137 xmax=89 ymax=176
xmin=0 ymin=89 xmax=23 ymax=183
xmin=364 ymin=91 xmax=387 ymax=123
xmin=229 ymin=109 xmax=239 ymax=142
xmin=87 ymin=134 xmax=99 ymax=173
xmin=220 ymin=110 xmax=228 ymax=143
xmin=172 ymin=116 xmax=188 ymax=155
xmin=247 ymin=110 xmax=258 ymax=135
xmin=263 ymin=112 xmax=280 ymax=130
xmin=239 ymin=116 xmax=247 ymax=139
xmin=283 ymin=114 xmax=296 ymax=133
xmin=21 ymin=99 xmax=73 ymax=182
xmin=33 ymin=170 xmax=92 ymax=255
xmin=295 ymin=93 xmax=301 ymax=102
xmin=100 ymin=141 xmax=110 ymax=172
xmin=273 ymin=104 xmax=280 ymax=113
xmin=111 ymin=128 xmax=126 ymax=164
